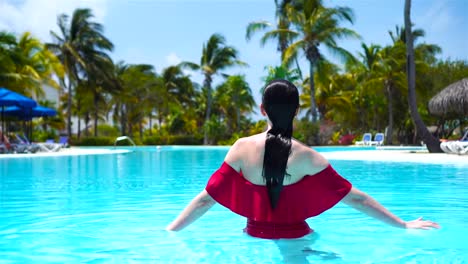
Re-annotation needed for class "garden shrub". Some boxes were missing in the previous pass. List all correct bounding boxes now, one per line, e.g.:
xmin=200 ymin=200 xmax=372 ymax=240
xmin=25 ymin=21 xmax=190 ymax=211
xmin=76 ymin=136 xmax=114 ymax=146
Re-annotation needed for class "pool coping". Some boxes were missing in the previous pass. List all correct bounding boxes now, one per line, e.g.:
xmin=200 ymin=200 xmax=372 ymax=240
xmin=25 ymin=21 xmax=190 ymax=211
xmin=0 ymin=147 xmax=131 ymax=159
xmin=0 ymin=146 xmax=466 ymax=165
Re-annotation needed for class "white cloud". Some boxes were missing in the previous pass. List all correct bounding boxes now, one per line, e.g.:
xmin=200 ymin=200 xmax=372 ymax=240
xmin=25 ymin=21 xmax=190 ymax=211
xmin=0 ymin=0 xmax=108 ymax=42
xmin=163 ymin=52 xmax=200 ymax=78
xmin=165 ymin=52 xmax=182 ymax=66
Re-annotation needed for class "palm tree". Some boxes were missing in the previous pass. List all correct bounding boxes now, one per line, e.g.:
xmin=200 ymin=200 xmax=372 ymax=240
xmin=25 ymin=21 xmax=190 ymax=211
xmin=215 ymin=75 xmax=255 ymax=132
xmin=161 ymin=65 xmax=196 ymax=110
xmin=352 ymin=43 xmax=385 ymax=131
xmin=180 ymin=33 xmax=247 ymax=144
xmin=246 ymin=1 xmax=297 ymax=60
xmin=48 ymin=8 xmax=112 ymax=138
xmin=404 ymin=0 xmax=442 ymax=152
xmin=0 ymin=31 xmax=19 ymax=87
xmin=310 ymin=61 xmax=353 ymax=121
xmin=365 ymin=44 xmax=407 ymax=145
xmin=262 ymin=65 xmax=301 ymax=86
xmin=112 ymin=63 xmax=159 ymax=139
xmin=0 ymin=32 xmax=63 ymax=97
xmin=84 ymin=55 xmax=116 ymax=137
xmin=283 ymin=0 xmax=360 ymax=122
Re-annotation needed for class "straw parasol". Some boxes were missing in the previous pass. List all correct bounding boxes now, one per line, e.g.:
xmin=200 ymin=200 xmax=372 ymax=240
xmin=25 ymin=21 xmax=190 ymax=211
xmin=428 ymin=78 xmax=468 ymax=118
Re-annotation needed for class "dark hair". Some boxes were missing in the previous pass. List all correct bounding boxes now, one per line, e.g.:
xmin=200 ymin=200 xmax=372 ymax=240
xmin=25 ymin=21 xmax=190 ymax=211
xmin=261 ymin=79 xmax=299 ymax=209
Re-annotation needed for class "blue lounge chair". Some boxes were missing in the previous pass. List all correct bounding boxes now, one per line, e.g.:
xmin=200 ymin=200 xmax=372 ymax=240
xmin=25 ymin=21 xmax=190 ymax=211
xmin=355 ymin=133 xmax=372 ymax=146
xmin=59 ymin=136 xmax=69 ymax=148
xmin=371 ymin=133 xmax=385 ymax=146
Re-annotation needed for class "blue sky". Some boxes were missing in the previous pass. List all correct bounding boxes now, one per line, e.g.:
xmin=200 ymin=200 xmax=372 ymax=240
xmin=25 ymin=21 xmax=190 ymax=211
xmin=1 ymin=0 xmax=467 ymax=117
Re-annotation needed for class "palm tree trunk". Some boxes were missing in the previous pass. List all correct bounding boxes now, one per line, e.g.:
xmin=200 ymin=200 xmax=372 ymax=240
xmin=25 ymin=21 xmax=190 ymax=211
xmin=148 ymin=113 xmax=153 ymax=136
xmin=120 ymin=105 xmax=127 ymax=135
xmin=308 ymin=62 xmax=318 ymax=122
xmin=295 ymin=57 xmax=303 ymax=80
xmin=66 ymin=78 xmax=72 ymax=138
xmin=203 ymin=74 xmax=212 ymax=145
xmin=139 ymin=121 xmax=143 ymax=141
xmin=404 ymin=0 xmax=442 ymax=152
xmin=386 ymin=83 xmax=394 ymax=145
xmin=85 ymin=113 xmax=90 ymax=137
xmin=93 ymin=91 xmax=98 ymax=137
xmin=77 ymin=98 xmax=81 ymax=140
xmin=77 ymin=118 xmax=81 ymax=140
xmin=234 ymin=94 xmax=240 ymax=132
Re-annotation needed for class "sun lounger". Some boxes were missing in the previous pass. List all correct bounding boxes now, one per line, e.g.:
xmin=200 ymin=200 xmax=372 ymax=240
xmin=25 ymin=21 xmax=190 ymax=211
xmin=59 ymin=136 xmax=69 ymax=148
xmin=450 ymin=141 xmax=468 ymax=155
xmin=0 ymin=143 xmax=9 ymax=153
xmin=440 ymin=130 xmax=468 ymax=155
xmin=355 ymin=133 xmax=372 ymax=146
xmin=15 ymin=133 xmax=61 ymax=153
xmin=370 ymin=133 xmax=385 ymax=146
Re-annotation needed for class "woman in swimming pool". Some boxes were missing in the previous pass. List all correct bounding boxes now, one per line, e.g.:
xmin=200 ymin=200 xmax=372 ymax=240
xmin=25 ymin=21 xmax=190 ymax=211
xmin=166 ymin=79 xmax=439 ymax=238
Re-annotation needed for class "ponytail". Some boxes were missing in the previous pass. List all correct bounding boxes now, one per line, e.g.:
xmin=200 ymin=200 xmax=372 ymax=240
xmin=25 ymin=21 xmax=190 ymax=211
xmin=261 ymin=80 xmax=299 ymax=209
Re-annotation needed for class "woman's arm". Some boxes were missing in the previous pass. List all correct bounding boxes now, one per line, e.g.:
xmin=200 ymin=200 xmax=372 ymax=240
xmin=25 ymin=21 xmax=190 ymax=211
xmin=341 ymin=187 xmax=440 ymax=229
xmin=166 ymin=190 xmax=216 ymax=231
xmin=166 ymin=139 xmax=247 ymax=231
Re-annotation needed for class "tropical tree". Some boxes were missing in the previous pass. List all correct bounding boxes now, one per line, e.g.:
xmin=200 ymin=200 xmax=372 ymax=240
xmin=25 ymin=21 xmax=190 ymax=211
xmin=283 ymin=0 xmax=360 ymax=122
xmin=246 ymin=0 xmax=301 ymax=68
xmin=84 ymin=55 xmax=116 ymax=137
xmin=158 ymin=65 xmax=198 ymax=134
xmin=0 ymin=32 xmax=63 ymax=97
xmin=214 ymin=75 xmax=255 ymax=132
xmin=180 ymin=33 xmax=247 ymax=144
xmin=364 ymin=43 xmax=408 ymax=145
xmin=348 ymin=43 xmax=385 ymax=131
xmin=0 ymin=31 xmax=21 ymax=89
xmin=36 ymin=99 xmax=64 ymax=132
xmin=112 ymin=63 xmax=159 ymax=139
xmin=262 ymin=65 xmax=301 ymax=86
xmin=404 ymin=0 xmax=442 ymax=152
xmin=48 ymin=8 xmax=113 ymax=138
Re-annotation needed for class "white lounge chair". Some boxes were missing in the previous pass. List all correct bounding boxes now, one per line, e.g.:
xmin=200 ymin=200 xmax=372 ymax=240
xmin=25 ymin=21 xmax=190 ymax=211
xmin=450 ymin=141 xmax=468 ymax=155
xmin=355 ymin=133 xmax=372 ymax=146
xmin=440 ymin=130 xmax=468 ymax=155
xmin=16 ymin=133 xmax=61 ymax=153
xmin=37 ymin=143 xmax=62 ymax=152
xmin=440 ymin=141 xmax=454 ymax=154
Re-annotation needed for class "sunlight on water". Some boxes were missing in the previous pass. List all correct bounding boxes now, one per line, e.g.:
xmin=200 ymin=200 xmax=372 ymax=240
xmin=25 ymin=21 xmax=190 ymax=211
xmin=0 ymin=147 xmax=467 ymax=263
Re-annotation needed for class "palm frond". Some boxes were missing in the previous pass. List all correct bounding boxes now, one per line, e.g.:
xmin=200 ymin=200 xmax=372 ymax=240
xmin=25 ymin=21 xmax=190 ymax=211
xmin=283 ymin=39 xmax=304 ymax=67
xmin=178 ymin=61 xmax=200 ymax=71
xmin=245 ymin=21 xmax=272 ymax=41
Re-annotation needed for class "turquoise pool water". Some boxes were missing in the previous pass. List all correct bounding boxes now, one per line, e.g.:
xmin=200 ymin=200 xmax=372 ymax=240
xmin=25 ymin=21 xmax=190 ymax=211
xmin=0 ymin=147 xmax=466 ymax=263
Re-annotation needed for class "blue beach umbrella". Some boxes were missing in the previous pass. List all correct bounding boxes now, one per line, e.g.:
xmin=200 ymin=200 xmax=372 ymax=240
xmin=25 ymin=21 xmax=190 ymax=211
xmin=0 ymin=87 xmax=38 ymax=133
xmin=3 ymin=105 xmax=57 ymax=120
xmin=3 ymin=105 xmax=57 ymax=141
xmin=0 ymin=87 xmax=37 ymax=108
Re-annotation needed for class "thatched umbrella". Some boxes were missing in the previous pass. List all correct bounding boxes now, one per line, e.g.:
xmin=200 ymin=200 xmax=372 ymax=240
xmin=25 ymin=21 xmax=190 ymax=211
xmin=428 ymin=78 xmax=468 ymax=118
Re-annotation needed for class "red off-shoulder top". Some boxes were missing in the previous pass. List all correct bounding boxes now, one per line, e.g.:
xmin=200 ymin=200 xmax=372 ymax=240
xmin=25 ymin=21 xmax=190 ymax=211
xmin=205 ymin=162 xmax=352 ymax=239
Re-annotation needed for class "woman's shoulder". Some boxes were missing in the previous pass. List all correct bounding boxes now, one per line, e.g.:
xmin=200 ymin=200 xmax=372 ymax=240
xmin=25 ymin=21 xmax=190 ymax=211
xmin=234 ymin=133 xmax=266 ymax=146
xmin=291 ymin=139 xmax=329 ymax=175
xmin=224 ymin=134 xmax=265 ymax=171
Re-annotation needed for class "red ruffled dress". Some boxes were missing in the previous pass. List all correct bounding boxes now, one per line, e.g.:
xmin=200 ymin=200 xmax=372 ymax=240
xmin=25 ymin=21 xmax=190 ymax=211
xmin=205 ymin=162 xmax=352 ymax=239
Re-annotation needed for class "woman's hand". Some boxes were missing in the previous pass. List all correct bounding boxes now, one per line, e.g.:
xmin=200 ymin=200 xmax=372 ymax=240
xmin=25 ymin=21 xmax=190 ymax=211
xmin=405 ymin=217 xmax=440 ymax=229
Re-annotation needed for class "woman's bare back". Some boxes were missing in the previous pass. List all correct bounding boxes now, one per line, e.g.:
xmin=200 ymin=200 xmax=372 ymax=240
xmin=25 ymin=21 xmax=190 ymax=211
xmin=224 ymin=132 xmax=329 ymax=186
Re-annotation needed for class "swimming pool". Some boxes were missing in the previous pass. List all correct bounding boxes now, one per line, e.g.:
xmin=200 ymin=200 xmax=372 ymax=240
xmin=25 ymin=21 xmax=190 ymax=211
xmin=0 ymin=147 xmax=466 ymax=263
